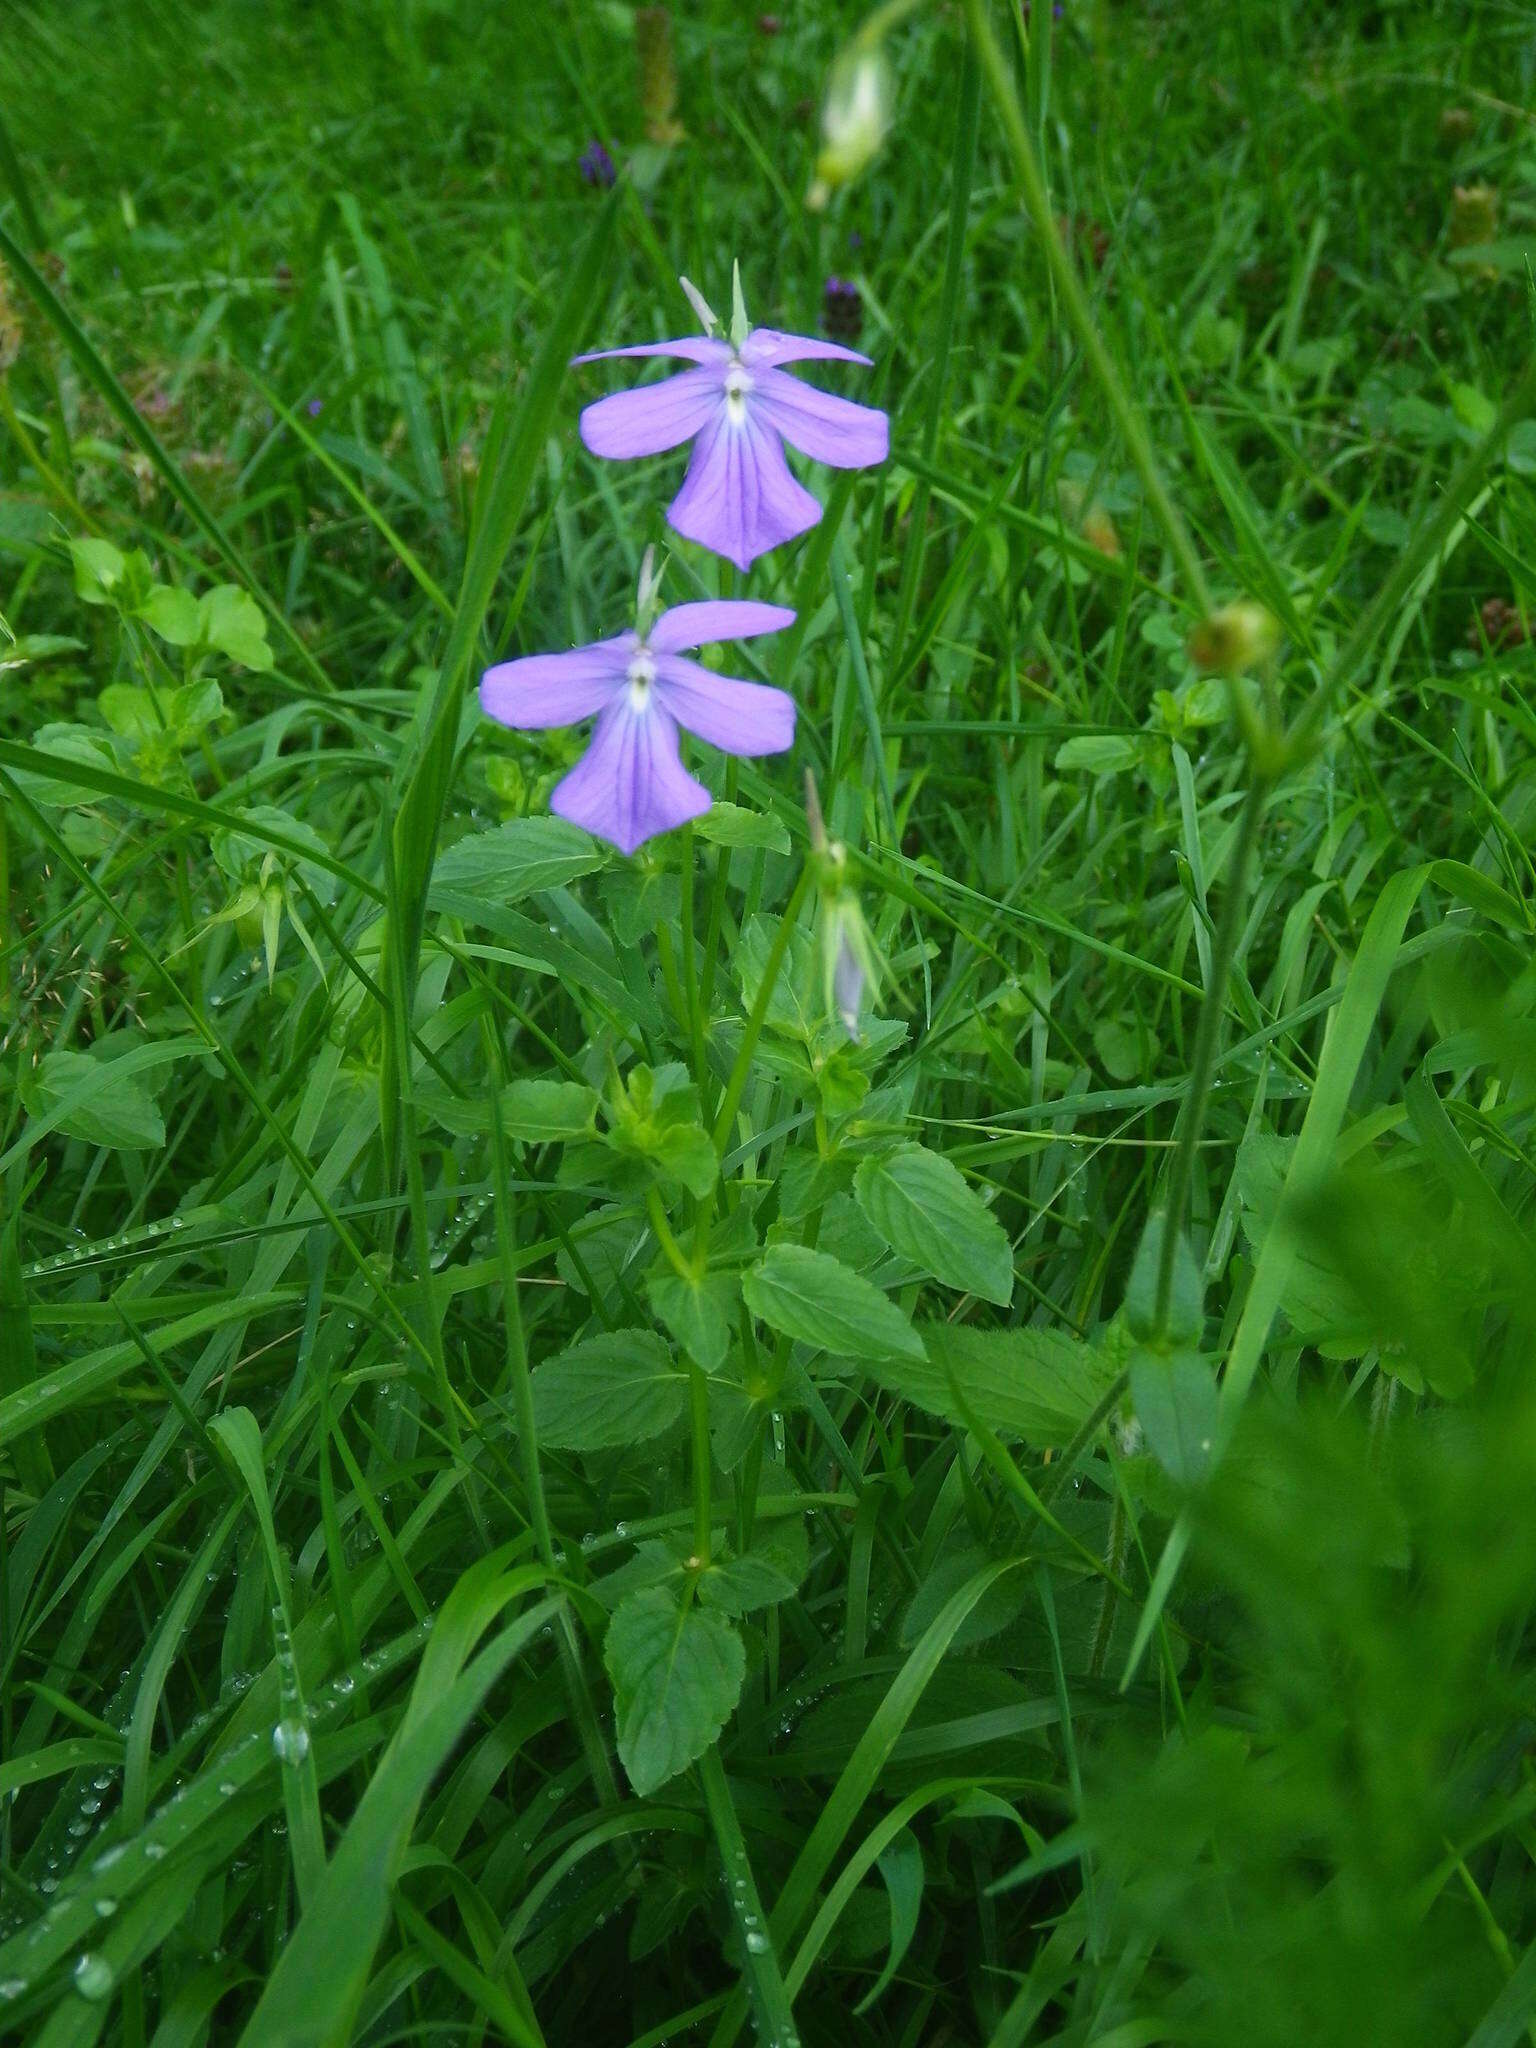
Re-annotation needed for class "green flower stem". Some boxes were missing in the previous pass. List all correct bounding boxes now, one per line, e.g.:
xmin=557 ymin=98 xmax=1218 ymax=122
xmin=689 ymin=1362 xmax=713 ymax=1566
xmin=647 ymin=1184 xmax=698 ymax=1284
xmin=960 ymin=0 xmax=1213 ymax=622
xmin=1153 ymin=772 xmax=1269 ymax=1335
xmin=678 ymin=824 xmax=710 ymax=1096
xmin=483 ymin=1018 xmax=554 ymax=1572
xmin=710 ymin=862 xmax=814 ymax=1156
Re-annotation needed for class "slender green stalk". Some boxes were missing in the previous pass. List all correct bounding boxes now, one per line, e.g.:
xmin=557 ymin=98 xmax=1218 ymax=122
xmin=889 ymin=43 xmax=980 ymax=679
xmin=960 ymin=0 xmax=1213 ymax=619
xmin=1153 ymin=774 xmax=1268 ymax=1333
xmin=689 ymin=1364 xmax=713 ymax=1565
xmin=482 ymin=1014 xmax=553 ymax=1571
xmin=710 ymin=863 xmax=814 ymax=1155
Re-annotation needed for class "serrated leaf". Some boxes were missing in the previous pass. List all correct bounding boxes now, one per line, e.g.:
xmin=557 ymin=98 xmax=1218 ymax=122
xmin=742 ymin=1244 xmax=924 ymax=1363
xmin=604 ymin=1587 xmax=745 ymax=1795
xmin=528 ymin=1330 xmax=686 ymax=1450
xmin=431 ymin=816 xmax=605 ymax=903
xmin=697 ymin=1547 xmax=801 ymax=1616
xmin=20 ymin=1046 xmax=167 ymax=1151
xmin=854 ymin=1144 xmax=1014 ymax=1306
xmin=648 ymin=1267 xmax=736 ymax=1372
xmin=866 ymin=1321 xmax=1123 ymax=1447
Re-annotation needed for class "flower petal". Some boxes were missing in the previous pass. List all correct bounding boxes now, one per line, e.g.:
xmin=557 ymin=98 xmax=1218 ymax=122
xmin=648 ymin=600 xmax=795 ymax=653
xmin=571 ymin=338 xmax=732 ymax=366
xmin=751 ymin=367 xmax=889 ymax=469
xmin=655 ymin=655 xmax=796 ymax=756
xmin=667 ymin=410 xmax=822 ymax=572
xmin=579 ymin=368 xmax=724 ymax=461
xmin=480 ymin=637 xmax=630 ymax=730
xmin=740 ymin=328 xmax=873 ymax=369
xmin=550 ymin=699 xmax=710 ymax=855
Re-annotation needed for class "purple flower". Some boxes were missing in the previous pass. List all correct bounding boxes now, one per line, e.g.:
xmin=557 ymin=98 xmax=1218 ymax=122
xmin=306 ymin=398 xmax=323 ymax=417
xmin=481 ymin=595 xmax=796 ymax=856
xmin=579 ymin=139 xmax=617 ymax=189
xmin=572 ymin=276 xmax=888 ymax=572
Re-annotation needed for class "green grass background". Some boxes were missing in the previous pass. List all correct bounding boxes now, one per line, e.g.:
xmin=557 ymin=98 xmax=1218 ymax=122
xmin=3 ymin=0 xmax=1536 ymax=2041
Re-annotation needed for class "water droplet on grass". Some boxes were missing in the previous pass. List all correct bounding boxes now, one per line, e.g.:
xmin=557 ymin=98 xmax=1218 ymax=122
xmin=72 ymin=1954 xmax=112 ymax=2001
xmin=272 ymin=1719 xmax=310 ymax=1766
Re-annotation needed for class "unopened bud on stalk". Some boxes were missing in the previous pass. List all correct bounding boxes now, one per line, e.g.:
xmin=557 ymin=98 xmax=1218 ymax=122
xmin=1189 ymin=600 xmax=1280 ymax=677
xmin=806 ymin=43 xmax=893 ymax=211
xmin=806 ymin=771 xmax=882 ymax=1040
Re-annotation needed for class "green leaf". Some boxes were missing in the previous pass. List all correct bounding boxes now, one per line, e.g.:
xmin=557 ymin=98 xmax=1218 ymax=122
xmin=137 ymin=585 xmax=202 ymax=646
xmin=197 ymin=584 xmax=273 ymax=670
xmin=735 ymin=913 xmax=820 ymax=1043
xmin=865 ymin=1321 xmax=1122 ymax=1446
xmin=648 ymin=1267 xmax=736 ymax=1372
xmin=855 ymin=1830 xmax=925 ymax=2015
xmin=853 ymin=1144 xmax=1014 ymax=1306
xmin=431 ymin=817 xmax=606 ymax=902
xmin=14 ymin=723 xmax=119 ymax=806
xmin=421 ymin=1078 xmax=599 ymax=1144
xmin=1053 ymin=734 xmax=1140 ymax=775
xmin=1128 ymin=1345 xmax=1218 ymax=1486
xmin=742 ymin=1244 xmax=925 ymax=1363
xmin=1124 ymin=1211 xmax=1204 ymax=1347
xmin=695 ymin=802 xmax=791 ymax=853
xmin=69 ymin=536 xmax=127 ymax=604
xmin=698 ymin=1514 xmax=809 ymax=1615
xmin=604 ymin=1586 xmax=745 ymax=1796
xmin=98 ymin=685 xmax=164 ymax=742
xmin=19 ymin=1046 xmax=168 ymax=1151
xmin=528 ymin=1330 xmax=686 ymax=1450
xmin=899 ymin=1546 xmax=1027 ymax=1649
xmin=649 ymin=1118 xmax=718 ymax=1199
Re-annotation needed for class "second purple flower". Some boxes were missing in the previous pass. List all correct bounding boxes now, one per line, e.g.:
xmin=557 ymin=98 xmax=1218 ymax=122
xmin=481 ymin=587 xmax=795 ymax=856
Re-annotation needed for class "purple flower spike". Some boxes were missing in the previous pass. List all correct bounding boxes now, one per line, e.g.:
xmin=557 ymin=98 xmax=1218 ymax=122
xmin=480 ymin=596 xmax=796 ymax=856
xmin=572 ymin=276 xmax=888 ymax=571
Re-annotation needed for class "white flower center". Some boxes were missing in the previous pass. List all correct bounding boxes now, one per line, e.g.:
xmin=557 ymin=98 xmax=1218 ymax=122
xmin=723 ymin=360 xmax=753 ymax=425
xmin=626 ymin=648 xmax=657 ymax=709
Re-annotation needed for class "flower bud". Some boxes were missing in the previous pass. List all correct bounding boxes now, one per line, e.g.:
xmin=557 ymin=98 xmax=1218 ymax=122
xmin=806 ymin=45 xmax=892 ymax=211
xmin=1188 ymin=600 xmax=1280 ymax=676
xmin=1449 ymin=182 xmax=1498 ymax=249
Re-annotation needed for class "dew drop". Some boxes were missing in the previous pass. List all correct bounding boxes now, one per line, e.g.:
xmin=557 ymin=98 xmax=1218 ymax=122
xmin=272 ymin=1719 xmax=310 ymax=1766
xmin=144 ymin=1843 xmax=167 ymax=1862
xmin=94 ymin=1899 xmax=117 ymax=1920
xmin=72 ymin=1954 xmax=112 ymax=2001
xmin=0 ymin=1979 xmax=26 ymax=2002
xmin=744 ymin=1929 xmax=769 ymax=1954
